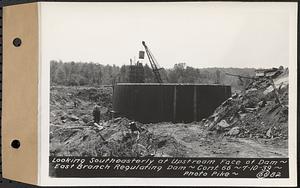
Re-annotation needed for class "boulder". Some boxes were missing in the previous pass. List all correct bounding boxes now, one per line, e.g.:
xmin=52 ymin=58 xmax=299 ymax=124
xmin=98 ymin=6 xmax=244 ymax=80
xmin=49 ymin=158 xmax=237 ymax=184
xmin=82 ymin=115 xmax=92 ymax=123
xmin=232 ymin=93 xmax=239 ymax=99
xmin=68 ymin=115 xmax=80 ymax=121
xmin=217 ymin=120 xmax=231 ymax=128
xmin=246 ymin=88 xmax=258 ymax=94
xmin=258 ymin=100 xmax=266 ymax=108
xmin=266 ymin=128 xmax=272 ymax=138
xmin=227 ymin=127 xmax=240 ymax=136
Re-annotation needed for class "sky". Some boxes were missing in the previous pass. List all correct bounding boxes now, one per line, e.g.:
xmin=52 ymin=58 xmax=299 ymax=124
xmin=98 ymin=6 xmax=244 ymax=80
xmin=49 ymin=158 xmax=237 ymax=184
xmin=41 ymin=2 xmax=295 ymax=69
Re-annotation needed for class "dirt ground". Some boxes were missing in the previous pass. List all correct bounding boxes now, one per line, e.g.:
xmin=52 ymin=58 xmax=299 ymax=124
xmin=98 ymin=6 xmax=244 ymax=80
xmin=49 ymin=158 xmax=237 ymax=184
xmin=50 ymin=69 xmax=288 ymax=158
xmin=148 ymin=123 xmax=287 ymax=157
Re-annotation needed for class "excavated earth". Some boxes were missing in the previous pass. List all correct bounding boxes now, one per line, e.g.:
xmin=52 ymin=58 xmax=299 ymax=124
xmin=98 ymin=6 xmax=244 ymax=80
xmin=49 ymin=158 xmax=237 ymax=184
xmin=50 ymin=70 xmax=289 ymax=158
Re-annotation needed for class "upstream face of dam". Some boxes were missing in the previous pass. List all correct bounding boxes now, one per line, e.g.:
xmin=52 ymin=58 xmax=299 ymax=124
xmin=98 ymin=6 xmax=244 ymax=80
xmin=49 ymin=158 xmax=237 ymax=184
xmin=112 ymin=83 xmax=231 ymax=123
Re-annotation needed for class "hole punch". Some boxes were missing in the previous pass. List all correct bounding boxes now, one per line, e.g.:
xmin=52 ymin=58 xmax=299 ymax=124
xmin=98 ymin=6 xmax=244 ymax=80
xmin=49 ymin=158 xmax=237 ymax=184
xmin=11 ymin=140 xmax=21 ymax=149
xmin=12 ymin=38 xmax=22 ymax=47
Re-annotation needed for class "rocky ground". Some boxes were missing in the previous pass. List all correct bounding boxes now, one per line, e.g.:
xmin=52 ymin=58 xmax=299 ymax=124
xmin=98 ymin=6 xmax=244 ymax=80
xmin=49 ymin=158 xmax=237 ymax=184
xmin=50 ymin=69 xmax=289 ymax=157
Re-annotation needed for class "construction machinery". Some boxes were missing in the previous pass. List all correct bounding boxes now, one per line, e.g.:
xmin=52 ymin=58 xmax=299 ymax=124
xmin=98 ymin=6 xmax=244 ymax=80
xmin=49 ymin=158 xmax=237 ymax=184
xmin=129 ymin=58 xmax=145 ymax=83
xmin=141 ymin=41 xmax=163 ymax=83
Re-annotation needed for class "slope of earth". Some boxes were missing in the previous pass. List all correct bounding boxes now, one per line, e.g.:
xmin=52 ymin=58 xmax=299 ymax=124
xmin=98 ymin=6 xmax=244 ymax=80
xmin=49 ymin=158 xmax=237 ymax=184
xmin=50 ymin=120 xmax=287 ymax=157
xmin=204 ymin=68 xmax=288 ymax=141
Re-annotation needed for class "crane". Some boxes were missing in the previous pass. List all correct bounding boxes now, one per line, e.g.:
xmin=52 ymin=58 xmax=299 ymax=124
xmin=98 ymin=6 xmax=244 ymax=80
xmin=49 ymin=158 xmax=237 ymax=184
xmin=142 ymin=41 xmax=163 ymax=83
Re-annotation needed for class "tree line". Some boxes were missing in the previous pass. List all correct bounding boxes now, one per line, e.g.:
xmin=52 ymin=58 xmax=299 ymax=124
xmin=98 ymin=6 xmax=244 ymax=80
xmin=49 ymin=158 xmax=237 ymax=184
xmin=50 ymin=60 xmax=255 ymax=91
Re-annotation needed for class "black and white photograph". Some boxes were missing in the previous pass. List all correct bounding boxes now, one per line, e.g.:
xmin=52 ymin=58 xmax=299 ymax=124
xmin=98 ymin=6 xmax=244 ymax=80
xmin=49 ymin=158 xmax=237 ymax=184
xmin=49 ymin=2 xmax=289 ymax=159
xmin=1 ymin=1 xmax=297 ymax=186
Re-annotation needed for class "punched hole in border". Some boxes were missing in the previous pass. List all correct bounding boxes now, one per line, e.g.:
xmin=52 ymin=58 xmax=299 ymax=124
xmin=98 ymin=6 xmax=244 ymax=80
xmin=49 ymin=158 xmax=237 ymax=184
xmin=11 ymin=140 xmax=21 ymax=149
xmin=13 ymin=38 xmax=22 ymax=47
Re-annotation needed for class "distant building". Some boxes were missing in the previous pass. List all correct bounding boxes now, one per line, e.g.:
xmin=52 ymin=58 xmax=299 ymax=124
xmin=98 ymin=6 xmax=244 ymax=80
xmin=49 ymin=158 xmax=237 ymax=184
xmin=255 ymin=69 xmax=266 ymax=77
xmin=255 ymin=67 xmax=282 ymax=78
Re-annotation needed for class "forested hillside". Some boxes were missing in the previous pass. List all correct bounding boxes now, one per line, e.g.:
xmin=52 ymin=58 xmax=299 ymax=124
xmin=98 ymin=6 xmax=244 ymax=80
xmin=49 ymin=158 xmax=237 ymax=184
xmin=50 ymin=60 xmax=256 ymax=91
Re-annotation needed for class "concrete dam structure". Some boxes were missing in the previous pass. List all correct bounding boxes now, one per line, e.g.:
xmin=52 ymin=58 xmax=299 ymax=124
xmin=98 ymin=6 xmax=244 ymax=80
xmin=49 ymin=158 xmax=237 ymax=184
xmin=113 ymin=83 xmax=231 ymax=123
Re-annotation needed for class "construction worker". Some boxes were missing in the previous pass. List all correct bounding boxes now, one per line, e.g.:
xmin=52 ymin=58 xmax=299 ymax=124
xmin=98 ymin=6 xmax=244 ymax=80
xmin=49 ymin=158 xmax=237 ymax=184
xmin=93 ymin=105 xmax=101 ymax=124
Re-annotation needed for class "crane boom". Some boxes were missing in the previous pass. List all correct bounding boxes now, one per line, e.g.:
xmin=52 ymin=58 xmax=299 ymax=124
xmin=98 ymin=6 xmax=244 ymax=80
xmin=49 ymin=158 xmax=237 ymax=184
xmin=142 ymin=41 xmax=163 ymax=83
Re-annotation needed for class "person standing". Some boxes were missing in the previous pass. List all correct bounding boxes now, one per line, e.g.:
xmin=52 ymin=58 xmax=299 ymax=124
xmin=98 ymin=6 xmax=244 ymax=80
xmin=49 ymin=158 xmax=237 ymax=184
xmin=93 ymin=105 xmax=101 ymax=124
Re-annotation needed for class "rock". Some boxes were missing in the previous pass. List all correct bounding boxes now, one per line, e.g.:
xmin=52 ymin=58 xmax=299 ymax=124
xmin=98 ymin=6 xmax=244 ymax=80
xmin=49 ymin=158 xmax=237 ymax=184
xmin=227 ymin=127 xmax=240 ymax=136
xmin=86 ymin=121 xmax=95 ymax=126
xmin=246 ymin=88 xmax=257 ymax=94
xmin=68 ymin=115 xmax=80 ymax=121
xmin=217 ymin=120 xmax=231 ymax=128
xmin=232 ymin=93 xmax=239 ymax=99
xmin=245 ymin=107 xmax=258 ymax=112
xmin=204 ymin=121 xmax=210 ymax=127
xmin=82 ymin=115 xmax=91 ymax=123
xmin=258 ymin=100 xmax=266 ymax=108
xmin=213 ymin=116 xmax=219 ymax=122
xmin=238 ymin=113 xmax=247 ymax=120
xmin=266 ymin=128 xmax=272 ymax=138
xmin=129 ymin=122 xmax=139 ymax=132
xmin=102 ymin=122 xmax=109 ymax=127
xmin=221 ymin=98 xmax=232 ymax=107
xmin=229 ymin=116 xmax=235 ymax=122
xmin=113 ymin=117 xmax=122 ymax=123
xmin=78 ymin=120 xmax=86 ymax=125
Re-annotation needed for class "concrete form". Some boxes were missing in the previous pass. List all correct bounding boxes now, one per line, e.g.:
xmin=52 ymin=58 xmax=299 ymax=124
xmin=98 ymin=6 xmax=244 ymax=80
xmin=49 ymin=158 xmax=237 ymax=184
xmin=113 ymin=83 xmax=231 ymax=123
